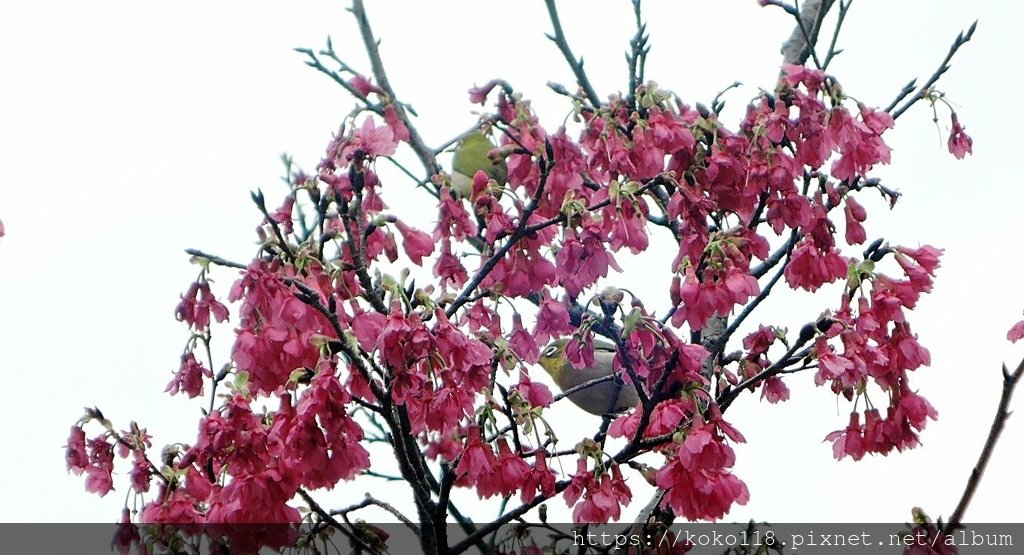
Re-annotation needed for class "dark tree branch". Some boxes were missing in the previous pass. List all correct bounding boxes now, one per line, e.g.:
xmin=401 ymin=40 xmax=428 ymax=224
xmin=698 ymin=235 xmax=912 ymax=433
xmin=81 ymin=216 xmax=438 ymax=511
xmin=751 ymin=232 xmax=800 ymax=279
xmin=251 ymin=189 xmax=296 ymax=261
xmin=445 ymin=153 xmax=553 ymax=318
xmin=888 ymin=21 xmax=977 ymax=119
xmin=820 ymin=0 xmax=851 ymax=69
xmin=298 ymin=489 xmax=378 ymax=554
xmin=294 ymin=43 xmax=384 ymax=114
xmin=944 ymin=356 xmax=1024 ymax=532
xmin=544 ymin=0 xmax=602 ymax=108
xmin=625 ymin=0 xmax=650 ymax=112
xmin=717 ymin=325 xmax=816 ymax=413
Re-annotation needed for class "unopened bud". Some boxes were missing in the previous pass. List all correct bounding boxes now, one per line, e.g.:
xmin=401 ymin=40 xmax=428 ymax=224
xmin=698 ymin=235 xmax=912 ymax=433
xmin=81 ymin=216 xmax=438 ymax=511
xmin=798 ymin=323 xmax=816 ymax=343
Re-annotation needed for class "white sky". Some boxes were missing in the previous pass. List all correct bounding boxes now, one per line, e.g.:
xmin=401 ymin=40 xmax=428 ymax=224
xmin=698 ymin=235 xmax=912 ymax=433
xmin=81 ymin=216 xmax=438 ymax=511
xmin=1 ymin=0 xmax=1022 ymax=524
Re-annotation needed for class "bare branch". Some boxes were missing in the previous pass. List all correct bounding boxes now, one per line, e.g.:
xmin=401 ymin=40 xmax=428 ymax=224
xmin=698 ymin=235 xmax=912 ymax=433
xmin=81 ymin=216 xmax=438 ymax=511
xmin=625 ymin=0 xmax=650 ymax=111
xmin=298 ymin=489 xmax=378 ymax=554
xmin=944 ymin=356 xmax=1024 ymax=531
xmin=543 ymin=0 xmax=602 ymax=108
xmin=888 ymin=21 xmax=977 ymax=119
xmin=330 ymin=494 xmax=419 ymax=534
xmin=821 ymin=0 xmax=851 ymax=69
xmin=294 ymin=46 xmax=383 ymax=113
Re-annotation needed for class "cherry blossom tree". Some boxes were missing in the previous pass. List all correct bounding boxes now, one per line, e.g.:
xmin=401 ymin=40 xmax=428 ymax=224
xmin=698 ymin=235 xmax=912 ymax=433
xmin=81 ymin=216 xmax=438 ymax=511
xmin=64 ymin=1 xmax=1021 ymax=553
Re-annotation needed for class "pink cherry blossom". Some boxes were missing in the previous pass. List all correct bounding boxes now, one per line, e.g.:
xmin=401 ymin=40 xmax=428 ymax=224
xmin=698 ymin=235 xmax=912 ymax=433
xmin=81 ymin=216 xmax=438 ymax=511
xmin=166 ymin=352 xmax=212 ymax=399
xmin=947 ymin=113 xmax=973 ymax=159
xmin=395 ymin=220 xmax=435 ymax=265
xmin=825 ymin=412 xmax=866 ymax=461
xmin=1008 ymin=318 xmax=1024 ymax=343
xmin=175 ymin=281 xmax=229 ymax=331
xmin=65 ymin=426 xmax=88 ymax=475
xmin=337 ymin=117 xmax=397 ymax=162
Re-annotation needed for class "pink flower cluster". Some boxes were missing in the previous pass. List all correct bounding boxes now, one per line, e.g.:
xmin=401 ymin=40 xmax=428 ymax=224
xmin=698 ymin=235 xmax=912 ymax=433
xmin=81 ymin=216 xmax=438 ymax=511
xmin=68 ymin=54 xmax=972 ymax=540
xmin=821 ymin=246 xmax=942 ymax=460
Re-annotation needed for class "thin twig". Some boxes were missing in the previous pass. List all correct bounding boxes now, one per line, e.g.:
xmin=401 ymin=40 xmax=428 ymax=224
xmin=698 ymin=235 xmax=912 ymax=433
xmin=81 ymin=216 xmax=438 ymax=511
xmin=294 ymin=46 xmax=383 ymax=114
xmin=332 ymin=494 xmax=419 ymax=534
xmin=184 ymin=249 xmax=248 ymax=270
xmin=298 ymin=489 xmax=378 ymax=554
xmin=445 ymin=153 xmax=553 ymax=318
xmin=625 ymin=0 xmax=649 ymax=111
xmin=251 ymin=189 xmax=296 ymax=261
xmin=543 ymin=0 xmax=602 ymax=108
xmin=717 ymin=329 xmax=816 ymax=413
xmin=789 ymin=0 xmax=826 ymax=69
xmin=888 ymin=21 xmax=977 ymax=120
xmin=820 ymin=0 xmax=851 ymax=69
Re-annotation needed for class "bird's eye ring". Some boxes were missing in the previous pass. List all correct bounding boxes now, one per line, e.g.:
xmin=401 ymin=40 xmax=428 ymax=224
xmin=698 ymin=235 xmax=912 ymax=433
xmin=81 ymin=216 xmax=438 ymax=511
xmin=542 ymin=345 xmax=558 ymax=358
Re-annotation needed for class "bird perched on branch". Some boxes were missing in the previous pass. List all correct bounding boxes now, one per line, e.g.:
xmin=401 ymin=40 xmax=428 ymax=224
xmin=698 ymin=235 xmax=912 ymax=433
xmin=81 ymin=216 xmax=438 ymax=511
xmin=450 ymin=131 xmax=507 ymax=198
xmin=538 ymin=338 xmax=640 ymax=415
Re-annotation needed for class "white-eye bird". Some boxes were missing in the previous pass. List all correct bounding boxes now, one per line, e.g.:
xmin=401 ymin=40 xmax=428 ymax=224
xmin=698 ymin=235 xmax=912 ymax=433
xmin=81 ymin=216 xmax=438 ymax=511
xmin=538 ymin=338 xmax=640 ymax=415
xmin=450 ymin=131 xmax=507 ymax=198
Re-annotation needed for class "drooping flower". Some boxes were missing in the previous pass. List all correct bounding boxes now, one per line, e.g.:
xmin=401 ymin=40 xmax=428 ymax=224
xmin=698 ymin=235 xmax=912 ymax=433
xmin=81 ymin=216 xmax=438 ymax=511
xmin=111 ymin=508 xmax=140 ymax=554
xmin=508 ymin=313 xmax=540 ymax=363
xmin=175 ymin=281 xmax=229 ymax=331
xmin=140 ymin=487 xmax=203 ymax=524
xmin=166 ymin=352 xmax=212 ymax=399
xmin=533 ymin=297 xmax=574 ymax=345
xmin=515 ymin=370 xmax=553 ymax=409
xmin=555 ymin=228 xmax=622 ymax=297
xmin=455 ymin=427 xmax=496 ymax=486
xmin=844 ymin=196 xmax=867 ymax=245
xmin=947 ymin=113 xmax=973 ymax=159
xmin=656 ymin=408 xmax=748 ymax=521
xmin=521 ymin=450 xmax=557 ymax=504
xmin=84 ymin=436 xmax=116 ymax=496
xmin=65 ymin=426 xmax=89 ymax=475
xmin=434 ymin=239 xmax=468 ymax=288
xmin=824 ymin=412 xmax=866 ymax=461
xmin=383 ymin=104 xmax=410 ymax=142
xmin=476 ymin=439 xmax=531 ymax=499
xmin=395 ymin=220 xmax=435 ymax=265
xmin=784 ymin=239 xmax=848 ymax=292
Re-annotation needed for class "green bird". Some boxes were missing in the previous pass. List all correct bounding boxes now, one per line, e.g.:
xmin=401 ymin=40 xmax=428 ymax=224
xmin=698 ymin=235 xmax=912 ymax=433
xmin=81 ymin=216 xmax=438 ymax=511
xmin=450 ymin=132 xmax=507 ymax=198
xmin=538 ymin=338 xmax=640 ymax=415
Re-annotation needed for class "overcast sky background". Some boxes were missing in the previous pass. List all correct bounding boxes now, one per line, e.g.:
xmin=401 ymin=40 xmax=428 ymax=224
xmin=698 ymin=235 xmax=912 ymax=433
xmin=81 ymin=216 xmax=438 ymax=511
xmin=1 ymin=0 xmax=1021 ymax=524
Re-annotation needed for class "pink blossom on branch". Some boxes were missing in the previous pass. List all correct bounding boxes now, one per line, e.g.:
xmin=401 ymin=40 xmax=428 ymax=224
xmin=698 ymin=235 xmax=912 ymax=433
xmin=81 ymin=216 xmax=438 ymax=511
xmin=947 ymin=112 xmax=973 ymax=159
xmin=165 ymin=352 xmax=212 ymax=399
xmin=656 ymin=408 xmax=749 ymax=521
xmin=336 ymin=116 xmax=397 ymax=163
xmin=175 ymin=281 xmax=229 ymax=331
xmin=65 ymin=9 xmax=978 ymax=539
xmin=394 ymin=219 xmax=435 ymax=265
